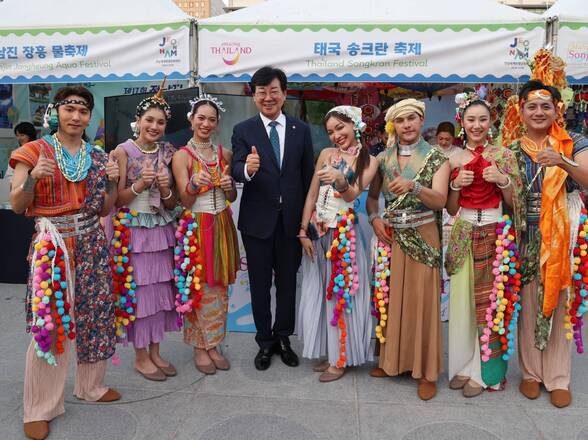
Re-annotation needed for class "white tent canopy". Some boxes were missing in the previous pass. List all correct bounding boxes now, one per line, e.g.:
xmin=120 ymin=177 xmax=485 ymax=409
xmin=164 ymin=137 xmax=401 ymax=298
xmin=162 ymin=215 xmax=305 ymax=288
xmin=198 ymin=0 xmax=545 ymax=83
xmin=544 ymin=0 xmax=588 ymax=84
xmin=0 ymin=0 xmax=194 ymax=84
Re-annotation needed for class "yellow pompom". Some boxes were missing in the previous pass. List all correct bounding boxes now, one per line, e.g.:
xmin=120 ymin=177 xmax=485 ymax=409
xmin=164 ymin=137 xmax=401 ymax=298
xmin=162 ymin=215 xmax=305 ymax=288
xmin=565 ymin=332 xmax=573 ymax=340
xmin=379 ymin=306 xmax=386 ymax=313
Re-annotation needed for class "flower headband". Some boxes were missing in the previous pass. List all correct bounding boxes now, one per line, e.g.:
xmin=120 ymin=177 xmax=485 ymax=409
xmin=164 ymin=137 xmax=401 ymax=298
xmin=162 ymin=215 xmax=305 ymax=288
xmin=326 ymin=105 xmax=367 ymax=133
xmin=187 ymin=93 xmax=226 ymax=120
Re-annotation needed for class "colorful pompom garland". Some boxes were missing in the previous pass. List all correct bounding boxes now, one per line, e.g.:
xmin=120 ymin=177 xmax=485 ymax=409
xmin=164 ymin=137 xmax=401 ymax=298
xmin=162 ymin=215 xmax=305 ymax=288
xmin=173 ymin=210 xmax=204 ymax=327
xmin=483 ymin=215 xmax=521 ymax=362
xmin=30 ymin=233 xmax=75 ymax=365
xmin=371 ymin=241 xmax=391 ymax=344
xmin=111 ymin=208 xmax=138 ymax=338
xmin=568 ymin=208 xmax=588 ymax=353
xmin=325 ymin=208 xmax=358 ymax=368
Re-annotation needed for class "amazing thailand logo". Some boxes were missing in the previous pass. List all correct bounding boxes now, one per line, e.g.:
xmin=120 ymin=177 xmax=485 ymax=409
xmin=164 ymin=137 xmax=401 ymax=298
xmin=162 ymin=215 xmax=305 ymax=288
xmin=210 ymin=42 xmax=252 ymax=66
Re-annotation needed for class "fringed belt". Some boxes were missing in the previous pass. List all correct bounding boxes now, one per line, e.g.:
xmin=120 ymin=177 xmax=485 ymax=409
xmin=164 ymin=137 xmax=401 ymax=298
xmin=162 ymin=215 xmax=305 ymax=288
xmin=37 ymin=212 xmax=100 ymax=238
xmin=384 ymin=209 xmax=435 ymax=229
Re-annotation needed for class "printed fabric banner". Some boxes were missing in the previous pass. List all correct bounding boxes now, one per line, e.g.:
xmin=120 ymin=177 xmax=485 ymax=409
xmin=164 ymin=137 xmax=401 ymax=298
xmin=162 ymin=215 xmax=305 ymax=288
xmin=556 ymin=22 xmax=588 ymax=84
xmin=0 ymin=23 xmax=190 ymax=84
xmin=198 ymin=24 xmax=545 ymax=83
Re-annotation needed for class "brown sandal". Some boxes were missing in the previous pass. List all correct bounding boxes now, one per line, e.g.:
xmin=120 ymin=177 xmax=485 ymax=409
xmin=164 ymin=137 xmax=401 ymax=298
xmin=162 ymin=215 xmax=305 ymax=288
xmin=319 ymin=368 xmax=345 ymax=382
xmin=135 ymin=367 xmax=166 ymax=382
xmin=158 ymin=363 xmax=177 ymax=377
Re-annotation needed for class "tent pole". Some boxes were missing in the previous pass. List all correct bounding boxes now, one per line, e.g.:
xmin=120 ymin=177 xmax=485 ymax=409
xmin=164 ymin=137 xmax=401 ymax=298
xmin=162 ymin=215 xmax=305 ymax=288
xmin=189 ymin=19 xmax=198 ymax=88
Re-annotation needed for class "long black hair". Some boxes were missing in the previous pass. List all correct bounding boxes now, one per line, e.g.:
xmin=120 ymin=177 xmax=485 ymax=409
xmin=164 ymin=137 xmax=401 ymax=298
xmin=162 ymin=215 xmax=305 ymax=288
xmin=323 ymin=111 xmax=370 ymax=188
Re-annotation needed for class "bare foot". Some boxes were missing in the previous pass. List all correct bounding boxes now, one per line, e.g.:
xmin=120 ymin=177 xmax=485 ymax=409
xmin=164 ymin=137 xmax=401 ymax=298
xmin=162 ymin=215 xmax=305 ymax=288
xmin=150 ymin=352 xmax=171 ymax=369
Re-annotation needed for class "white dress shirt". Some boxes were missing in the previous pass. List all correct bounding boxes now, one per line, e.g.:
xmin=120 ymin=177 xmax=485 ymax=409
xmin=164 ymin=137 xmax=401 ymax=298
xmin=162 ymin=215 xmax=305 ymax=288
xmin=244 ymin=112 xmax=286 ymax=181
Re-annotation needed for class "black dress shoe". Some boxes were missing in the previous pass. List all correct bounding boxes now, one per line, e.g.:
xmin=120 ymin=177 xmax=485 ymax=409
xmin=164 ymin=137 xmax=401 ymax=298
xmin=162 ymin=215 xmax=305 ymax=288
xmin=254 ymin=348 xmax=274 ymax=371
xmin=277 ymin=341 xmax=299 ymax=367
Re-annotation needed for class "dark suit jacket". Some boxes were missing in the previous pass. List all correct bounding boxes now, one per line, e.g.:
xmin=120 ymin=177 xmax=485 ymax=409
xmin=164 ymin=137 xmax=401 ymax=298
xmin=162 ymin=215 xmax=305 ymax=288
xmin=231 ymin=113 xmax=314 ymax=240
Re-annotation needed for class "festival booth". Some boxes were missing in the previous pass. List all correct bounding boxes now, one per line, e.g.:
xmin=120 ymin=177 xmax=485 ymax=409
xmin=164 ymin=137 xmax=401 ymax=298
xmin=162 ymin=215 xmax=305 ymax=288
xmin=543 ymin=0 xmax=588 ymax=135
xmin=0 ymin=0 xmax=194 ymax=283
xmin=195 ymin=0 xmax=547 ymax=330
xmin=0 ymin=0 xmax=193 ymax=84
xmin=544 ymin=0 xmax=588 ymax=85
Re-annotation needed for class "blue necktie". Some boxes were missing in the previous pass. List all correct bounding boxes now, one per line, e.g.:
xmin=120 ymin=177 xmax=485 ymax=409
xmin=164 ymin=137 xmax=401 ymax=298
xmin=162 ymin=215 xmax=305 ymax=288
xmin=269 ymin=120 xmax=280 ymax=168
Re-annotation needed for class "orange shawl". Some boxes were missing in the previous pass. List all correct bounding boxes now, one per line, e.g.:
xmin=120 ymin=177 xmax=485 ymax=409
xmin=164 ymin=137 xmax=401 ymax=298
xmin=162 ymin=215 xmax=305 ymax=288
xmin=521 ymin=123 xmax=574 ymax=317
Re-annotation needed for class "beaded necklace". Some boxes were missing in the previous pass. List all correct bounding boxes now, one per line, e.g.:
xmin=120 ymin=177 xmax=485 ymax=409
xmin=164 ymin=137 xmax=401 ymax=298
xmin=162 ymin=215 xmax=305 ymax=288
xmin=188 ymin=139 xmax=220 ymax=186
xmin=465 ymin=140 xmax=489 ymax=152
xmin=131 ymin=139 xmax=160 ymax=154
xmin=51 ymin=134 xmax=91 ymax=182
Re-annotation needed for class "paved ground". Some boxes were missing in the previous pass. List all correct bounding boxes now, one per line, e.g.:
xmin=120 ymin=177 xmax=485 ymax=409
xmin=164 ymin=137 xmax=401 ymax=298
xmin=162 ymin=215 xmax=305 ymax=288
xmin=1 ymin=283 xmax=588 ymax=440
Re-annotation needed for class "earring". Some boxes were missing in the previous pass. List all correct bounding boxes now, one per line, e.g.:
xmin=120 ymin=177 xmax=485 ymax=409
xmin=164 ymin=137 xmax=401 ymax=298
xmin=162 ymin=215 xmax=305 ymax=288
xmin=488 ymin=127 xmax=494 ymax=138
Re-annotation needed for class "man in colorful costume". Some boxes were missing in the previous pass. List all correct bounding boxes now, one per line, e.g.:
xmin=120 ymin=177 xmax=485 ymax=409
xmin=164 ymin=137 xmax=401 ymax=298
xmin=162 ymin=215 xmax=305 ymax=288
xmin=502 ymin=49 xmax=588 ymax=408
xmin=366 ymin=98 xmax=450 ymax=400
xmin=10 ymin=86 xmax=121 ymax=440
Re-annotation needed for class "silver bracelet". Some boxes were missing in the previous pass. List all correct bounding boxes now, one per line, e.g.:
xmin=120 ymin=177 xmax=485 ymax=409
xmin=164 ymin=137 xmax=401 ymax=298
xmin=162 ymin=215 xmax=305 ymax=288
xmin=409 ymin=181 xmax=422 ymax=196
xmin=368 ymin=212 xmax=379 ymax=225
xmin=560 ymin=152 xmax=579 ymax=168
xmin=160 ymin=188 xmax=173 ymax=200
xmin=20 ymin=173 xmax=37 ymax=193
xmin=496 ymin=176 xmax=512 ymax=189
xmin=130 ymin=182 xmax=142 ymax=196
xmin=449 ymin=181 xmax=462 ymax=192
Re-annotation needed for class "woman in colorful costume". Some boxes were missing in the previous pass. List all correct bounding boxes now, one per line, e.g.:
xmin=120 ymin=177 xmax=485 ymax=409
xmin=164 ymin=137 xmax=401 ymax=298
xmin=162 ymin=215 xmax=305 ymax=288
xmin=10 ymin=86 xmax=121 ymax=440
xmin=366 ymin=98 xmax=450 ymax=400
xmin=445 ymin=91 xmax=524 ymax=398
xmin=110 ymin=86 xmax=179 ymax=381
xmin=297 ymin=106 xmax=378 ymax=382
xmin=172 ymin=94 xmax=239 ymax=375
xmin=502 ymin=50 xmax=588 ymax=408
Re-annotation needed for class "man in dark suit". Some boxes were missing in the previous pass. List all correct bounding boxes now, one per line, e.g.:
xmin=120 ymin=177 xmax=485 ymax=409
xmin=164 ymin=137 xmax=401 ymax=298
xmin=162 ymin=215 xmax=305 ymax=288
xmin=231 ymin=66 xmax=314 ymax=370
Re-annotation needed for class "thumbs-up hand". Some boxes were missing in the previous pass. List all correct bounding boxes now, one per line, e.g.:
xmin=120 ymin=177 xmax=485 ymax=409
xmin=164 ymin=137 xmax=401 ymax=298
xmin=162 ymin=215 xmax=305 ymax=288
xmin=105 ymin=150 xmax=120 ymax=182
xmin=219 ymin=164 xmax=235 ymax=192
xmin=482 ymin=159 xmax=507 ymax=186
xmin=454 ymin=167 xmax=474 ymax=188
xmin=387 ymin=167 xmax=413 ymax=195
xmin=194 ymin=166 xmax=212 ymax=188
xmin=30 ymin=148 xmax=55 ymax=180
xmin=140 ymin=158 xmax=156 ymax=187
xmin=246 ymin=146 xmax=260 ymax=176
xmin=155 ymin=162 xmax=170 ymax=191
xmin=536 ymin=145 xmax=563 ymax=168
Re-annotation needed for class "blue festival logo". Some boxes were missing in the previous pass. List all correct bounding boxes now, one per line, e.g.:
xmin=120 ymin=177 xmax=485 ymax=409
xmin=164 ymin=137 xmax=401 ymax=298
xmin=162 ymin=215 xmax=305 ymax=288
xmin=159 ymin=37 xmax=178 ymax=58
xmin=509 ymin=37 xmax=530 ymax=60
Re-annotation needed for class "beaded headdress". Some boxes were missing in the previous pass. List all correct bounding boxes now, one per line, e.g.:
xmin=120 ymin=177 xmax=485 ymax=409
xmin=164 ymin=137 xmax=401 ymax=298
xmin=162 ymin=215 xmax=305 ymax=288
xmin=134 ymin=78 xmax=172 ymax=120
xmin=42 ymin=98 xmax=91 ymax=129
xmin=186 ymin=93 xmax=226 ymax=120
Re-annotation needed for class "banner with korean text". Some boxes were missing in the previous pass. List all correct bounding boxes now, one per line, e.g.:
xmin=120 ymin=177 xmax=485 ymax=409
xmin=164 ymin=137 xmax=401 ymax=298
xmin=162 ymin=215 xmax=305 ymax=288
xmin=198 ymin=23 xmax=545 ymax=83
xmin=0 ymin=22 xmax=190 ymax=84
